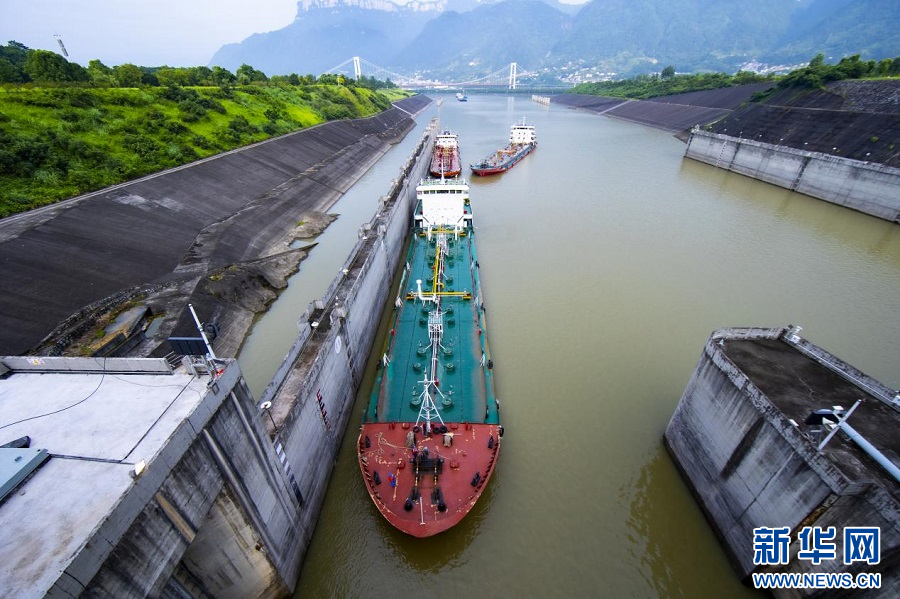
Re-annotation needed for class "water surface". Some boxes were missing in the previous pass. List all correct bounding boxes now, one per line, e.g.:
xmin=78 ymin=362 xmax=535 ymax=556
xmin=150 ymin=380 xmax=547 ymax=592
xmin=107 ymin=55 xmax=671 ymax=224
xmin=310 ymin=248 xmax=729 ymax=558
xmin=239 ymin=94 xmax=899 ymax=597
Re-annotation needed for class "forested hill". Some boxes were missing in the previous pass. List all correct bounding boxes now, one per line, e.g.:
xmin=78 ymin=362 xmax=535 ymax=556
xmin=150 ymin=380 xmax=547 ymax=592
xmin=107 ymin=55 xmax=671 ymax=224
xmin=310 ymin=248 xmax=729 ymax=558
xmin=569 ymin=56 xmax=900 ymax=168
xmin=0 ymin=82 xmax=407 ymax=218
xmin=209 ymin=0 xmax=900 ymax=78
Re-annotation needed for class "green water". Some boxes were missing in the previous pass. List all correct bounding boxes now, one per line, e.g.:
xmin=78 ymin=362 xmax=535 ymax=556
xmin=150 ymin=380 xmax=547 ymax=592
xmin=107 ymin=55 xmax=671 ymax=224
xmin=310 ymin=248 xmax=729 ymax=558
xmin=238 ymin=94 xmax=900 ymax=597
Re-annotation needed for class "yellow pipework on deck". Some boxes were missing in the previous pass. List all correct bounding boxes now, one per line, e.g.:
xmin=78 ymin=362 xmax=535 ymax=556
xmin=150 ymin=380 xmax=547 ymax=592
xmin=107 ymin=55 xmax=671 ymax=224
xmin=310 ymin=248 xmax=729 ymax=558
xmin=418 ymin=229 xmax=467 ymax=236
xmin=406 ymin=291 xmax=471 ymax=300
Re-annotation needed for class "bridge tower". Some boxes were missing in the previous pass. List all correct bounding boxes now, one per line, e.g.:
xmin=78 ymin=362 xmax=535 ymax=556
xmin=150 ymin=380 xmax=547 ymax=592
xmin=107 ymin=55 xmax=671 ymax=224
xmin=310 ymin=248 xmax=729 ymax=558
xmin=353 ymin=56 xmax=362 ymax=81
xmin=508 ymin=62 xmax=518 ymax=90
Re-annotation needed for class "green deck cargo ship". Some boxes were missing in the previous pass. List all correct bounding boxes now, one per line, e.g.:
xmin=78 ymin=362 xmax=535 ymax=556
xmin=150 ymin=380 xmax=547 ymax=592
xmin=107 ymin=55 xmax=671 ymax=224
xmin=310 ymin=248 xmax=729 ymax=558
xmin=357 ymin=175 xmax=502 ymax=537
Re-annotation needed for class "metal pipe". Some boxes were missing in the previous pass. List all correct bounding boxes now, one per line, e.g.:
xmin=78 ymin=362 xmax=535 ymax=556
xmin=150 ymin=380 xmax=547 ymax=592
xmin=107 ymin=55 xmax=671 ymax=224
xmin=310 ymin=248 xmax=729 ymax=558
xmin=817 ymin=399 xmax=862 ymax=451
xmin=189 ymin=303 xmax=217 ymax=360
xmin=838 ymin=421 xmax=900 ymax=484
xmin=817 ymin=399 xmax=900 ymax=484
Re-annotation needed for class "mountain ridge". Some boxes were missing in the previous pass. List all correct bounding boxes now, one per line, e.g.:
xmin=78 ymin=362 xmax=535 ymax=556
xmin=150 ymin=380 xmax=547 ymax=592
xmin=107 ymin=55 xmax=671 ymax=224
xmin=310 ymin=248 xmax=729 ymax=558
xmin=208 ymin=0 xmax=900 ymax=79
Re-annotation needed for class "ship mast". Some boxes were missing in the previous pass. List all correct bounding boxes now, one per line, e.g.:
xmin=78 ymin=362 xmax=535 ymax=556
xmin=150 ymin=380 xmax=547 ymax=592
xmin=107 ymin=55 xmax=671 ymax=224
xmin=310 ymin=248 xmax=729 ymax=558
xmin=415 ymin=230 xmax=450 ymax=434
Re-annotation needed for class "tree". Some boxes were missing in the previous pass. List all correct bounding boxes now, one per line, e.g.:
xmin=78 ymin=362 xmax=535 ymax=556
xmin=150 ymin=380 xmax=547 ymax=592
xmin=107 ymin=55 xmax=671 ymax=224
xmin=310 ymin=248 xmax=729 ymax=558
xmin=0 ymin=40 xmax=29 ymax=78
xmin=188 ymin=66 xmax=213 ymax=86
xmin=114 ymin=63 xmax=143 ymax=87
xmin=236 ymin=63 xmax=267 ymax=84
xmin=211 ymin=66 xmax=236 ymax=87
xmin=890 ymin=57 xmax=900 ymax=76
xmin=88 ymin=59 xmax=116 ymax=86
xmin=0 ymin=57 xmax=26 ymax=83
xmin=733 ymin=70 xmax=765 ymax=85
xmin=661 ymin=65 xmax=675 ymax=79
xmin=23 ymin=49 xmax=88 ymax=83
xmin=156 ymin=67 xmax=191 ymax=87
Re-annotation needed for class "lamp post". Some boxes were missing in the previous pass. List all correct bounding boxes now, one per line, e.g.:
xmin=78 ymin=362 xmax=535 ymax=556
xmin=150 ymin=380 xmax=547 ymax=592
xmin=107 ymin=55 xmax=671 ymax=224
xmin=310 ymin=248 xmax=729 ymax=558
xmin=260 ymin=401 xmax=277 ymax=432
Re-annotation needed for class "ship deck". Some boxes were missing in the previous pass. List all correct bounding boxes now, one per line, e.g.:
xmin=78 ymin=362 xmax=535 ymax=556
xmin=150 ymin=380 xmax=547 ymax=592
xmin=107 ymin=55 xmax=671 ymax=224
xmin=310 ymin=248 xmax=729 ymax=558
xmin=364 ymin=203 xmax=498 ymax=426
xmin=358 ymin=194 xmax=501 ymax=536
xmin=430 ymin=146 xmax=461 ymax=177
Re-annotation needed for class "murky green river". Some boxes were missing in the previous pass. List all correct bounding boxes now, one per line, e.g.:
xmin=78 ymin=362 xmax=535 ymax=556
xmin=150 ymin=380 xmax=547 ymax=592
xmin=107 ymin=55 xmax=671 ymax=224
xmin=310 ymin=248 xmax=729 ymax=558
xmin=237 ymin=94 xmax=900 ymax=597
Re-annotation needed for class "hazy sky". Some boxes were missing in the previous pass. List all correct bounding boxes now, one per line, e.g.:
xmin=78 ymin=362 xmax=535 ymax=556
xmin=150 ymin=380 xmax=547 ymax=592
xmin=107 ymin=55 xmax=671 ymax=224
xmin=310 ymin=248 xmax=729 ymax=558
xmin=2 ymin=0 xmax=589 ymax=69
xmin=0 ymin=0 xmax=301 ymax=67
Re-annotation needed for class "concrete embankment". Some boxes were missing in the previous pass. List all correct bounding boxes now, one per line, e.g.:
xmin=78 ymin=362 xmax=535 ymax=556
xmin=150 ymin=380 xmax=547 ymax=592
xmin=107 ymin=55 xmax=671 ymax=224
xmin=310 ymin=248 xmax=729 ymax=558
xmin=685 ymin=129 xmax=900 ymax=222
xmin=0 ymin=95 xmax=432 ymax=357
xmin=552 ymin=83 xmax=771 ymax=132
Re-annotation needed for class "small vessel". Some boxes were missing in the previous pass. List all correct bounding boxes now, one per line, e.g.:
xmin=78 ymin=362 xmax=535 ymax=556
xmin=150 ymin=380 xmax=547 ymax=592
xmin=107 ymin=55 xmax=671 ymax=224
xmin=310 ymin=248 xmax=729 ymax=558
xmin=470 ymin=119 xmax=537 ymax=176
xmin=357 ymin=175 xmax=501 ymax=537
xmin=456 ymin=92 xmax=468 ymax=102
xmin=430 ymin=130 xmax=462 ymax=178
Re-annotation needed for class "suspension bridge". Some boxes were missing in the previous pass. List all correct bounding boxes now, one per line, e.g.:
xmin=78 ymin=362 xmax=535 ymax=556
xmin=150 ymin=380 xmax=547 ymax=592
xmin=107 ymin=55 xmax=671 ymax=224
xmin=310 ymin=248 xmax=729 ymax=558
xmin=326 ymin=56 xmax=541 ymax=90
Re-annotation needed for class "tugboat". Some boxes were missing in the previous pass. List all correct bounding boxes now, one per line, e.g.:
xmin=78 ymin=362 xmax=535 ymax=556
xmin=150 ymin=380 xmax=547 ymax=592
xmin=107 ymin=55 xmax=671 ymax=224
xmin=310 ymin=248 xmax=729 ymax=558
xmin=470 ymin=118 xmax=537 ymax=176
xmin=357 ymin=175 xmax=501 ymax=537
xmin=430 ymin=130 xmax=462 ymax=178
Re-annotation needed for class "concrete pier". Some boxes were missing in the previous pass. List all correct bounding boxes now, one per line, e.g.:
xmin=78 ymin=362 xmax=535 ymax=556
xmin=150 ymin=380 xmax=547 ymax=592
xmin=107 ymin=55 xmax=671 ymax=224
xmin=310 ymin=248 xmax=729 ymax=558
xmin=684 ymin=129 xmax=900 ymax=223
xmin=664 ymin=327 xmax=899 ymax=596
xmin=0 ymin=356 xmax=301 ymax=598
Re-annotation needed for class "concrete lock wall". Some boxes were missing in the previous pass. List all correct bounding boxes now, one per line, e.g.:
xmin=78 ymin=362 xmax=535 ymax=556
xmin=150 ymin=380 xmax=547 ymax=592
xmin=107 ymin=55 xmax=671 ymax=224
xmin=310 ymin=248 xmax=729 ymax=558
xmin=685 ymin=129 xmax=900 ymax=223
xmin=250 ymin=120 xmax=437 ymax=589
xmin=664 ymin=328 xmax=837 ymax=579
xmin=664 ymin=327 xmax=900 ymax=592
xmin=45 ymin=364 xmax=301 ymax=598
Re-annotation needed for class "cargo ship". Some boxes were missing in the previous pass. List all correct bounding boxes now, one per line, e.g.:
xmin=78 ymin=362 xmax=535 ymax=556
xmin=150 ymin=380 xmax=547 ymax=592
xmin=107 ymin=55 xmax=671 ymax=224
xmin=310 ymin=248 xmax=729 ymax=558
xmin=470 ymin=119 xmax=537 ymax=176
xmin=357 ymin=175 xmax=502 ymax=537
xmin=430 ymin=130 xmax=462 ymax=177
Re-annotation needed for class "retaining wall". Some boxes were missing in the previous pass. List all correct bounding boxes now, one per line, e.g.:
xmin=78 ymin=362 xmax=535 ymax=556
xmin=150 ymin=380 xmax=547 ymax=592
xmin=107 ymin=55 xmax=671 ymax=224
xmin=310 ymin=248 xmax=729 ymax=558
xmin=250 ymin=119 xmax=438 ymax=588
xmin=664 ymin=327 xmax=900 ymax=595
xmin=40 ymin=363 xmax=303 ymax=598
xmin=0 ymin=97 xmax=429 ymax=356
xmin=685 ymin=129 xmax=900 ymax=223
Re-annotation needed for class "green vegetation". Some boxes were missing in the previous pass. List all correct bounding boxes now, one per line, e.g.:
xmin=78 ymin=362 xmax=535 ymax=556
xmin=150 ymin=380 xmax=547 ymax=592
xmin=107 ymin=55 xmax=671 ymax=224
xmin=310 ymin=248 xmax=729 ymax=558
xmin=572 ymin=54 xmax=900 ymax=101
xmin=572 ymin=68 xmax=773 ymax=99
xmin=0 ymin=41 xmax=407 ymax=217
xmin=775 ymin=53 xmax=900 ymax=89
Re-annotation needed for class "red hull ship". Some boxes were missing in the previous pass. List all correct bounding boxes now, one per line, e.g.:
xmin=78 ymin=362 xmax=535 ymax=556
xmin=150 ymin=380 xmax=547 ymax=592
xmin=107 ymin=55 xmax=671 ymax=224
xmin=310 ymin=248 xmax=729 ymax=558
xmin=429 ymin=130 xmax=461 ymax=178
xmin=357 ymin=176 xmax=501 ymax=537
xmin=470 ymin=119 xmax=537 ymax=176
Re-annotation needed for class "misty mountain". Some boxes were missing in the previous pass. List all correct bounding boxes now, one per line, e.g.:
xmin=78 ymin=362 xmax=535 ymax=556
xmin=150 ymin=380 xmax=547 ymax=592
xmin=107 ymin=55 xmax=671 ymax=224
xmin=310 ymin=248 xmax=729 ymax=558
xmin=553 ymin=0 xmax=799 ymax=73
xmin=769 ymin=0 xmax=900 ymax=65
xmin=209 ymin=0 xmax=443 ymax=75
xmin=209 ymin=0 xmax=900 ymax=78
xmin=392 ymin=1 xmax=570 ymax=76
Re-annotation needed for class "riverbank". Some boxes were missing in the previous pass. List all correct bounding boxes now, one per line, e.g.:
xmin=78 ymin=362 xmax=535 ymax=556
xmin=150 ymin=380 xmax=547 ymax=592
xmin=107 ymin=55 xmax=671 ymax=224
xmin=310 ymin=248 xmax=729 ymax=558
xmin=554 ymin=80 xmax=899 ymax=168
xmin=551 ymin=83 xmax=772 ymax=133
xmin=0 ymin=95 xmax=432 ymax=357
xmin=552 ymin=81 xmax=900 ymax=222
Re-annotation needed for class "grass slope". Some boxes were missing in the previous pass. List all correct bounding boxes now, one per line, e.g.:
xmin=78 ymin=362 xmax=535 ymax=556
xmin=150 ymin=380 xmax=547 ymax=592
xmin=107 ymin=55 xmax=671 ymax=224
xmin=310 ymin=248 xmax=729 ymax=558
xmin=0 ymin=85 xmax=408 ymax=217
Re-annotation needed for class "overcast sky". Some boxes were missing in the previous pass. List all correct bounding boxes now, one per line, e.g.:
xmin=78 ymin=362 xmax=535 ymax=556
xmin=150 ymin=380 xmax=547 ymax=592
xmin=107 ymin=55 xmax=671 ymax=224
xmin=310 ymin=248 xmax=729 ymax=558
xmin=1 ymin=0 xmax=588 ymax=68
xmin=0 ymin=0 xmax=301 ymax=67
